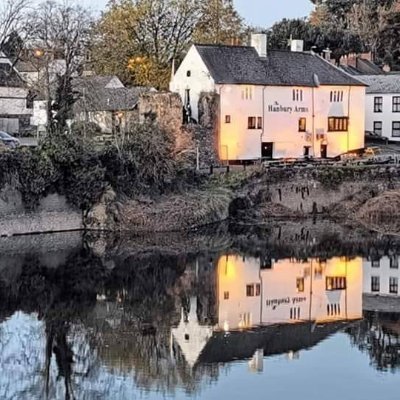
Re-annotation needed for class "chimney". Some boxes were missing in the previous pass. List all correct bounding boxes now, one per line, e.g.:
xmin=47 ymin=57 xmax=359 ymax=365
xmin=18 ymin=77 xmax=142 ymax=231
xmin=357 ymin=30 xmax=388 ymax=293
xmin=251 ymin=33 xmax=267 ymax=58
xmin=291 ymin=40 xmax=304 ymax=52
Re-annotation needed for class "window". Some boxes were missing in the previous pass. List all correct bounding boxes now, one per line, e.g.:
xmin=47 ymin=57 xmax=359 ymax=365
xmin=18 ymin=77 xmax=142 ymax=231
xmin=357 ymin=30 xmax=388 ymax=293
xmin=390 ymin=256 xmax=399 ymax=269
xmin=293 ymin=89 xmax=303 ymax=102
xmin=371 ymin=259 xmax=380 ymax=268
xmin=330 ymin=91 xmax=344 ymax=102
xmin=257 ymin=117 xmax=263 ymax=129
xmin=225 ymin=115 xmax=231 ymax=124
xmin=328 ymin=117 xmax=348 ymax=132
xmin=246 ymin=284 xmax=255 ymax=297
xmin=371 ymin=276 xmax=380 ymax=292
xmin=242 ymin=86 xmax=253 ymax=100
xmin=246 ymin=283 xmax=261 ymax=297
xmin=326 ymin=276 xmax=347 ymax=291
xmin=186 ymin=70 xmax=191 ymax=77
xmin=393 ymin=96 xmax=400 ymax=112
xmin=374 ymin=97 xmax=383 ymax=113
xmin=296 ymin=278 xmax=305 ymax=293
xmin=373 ymin=121 xmax=382 ymax=136
xmin=390 ymin=277 xmax=398 ymax=294
xmin=248 ymin=117 xmax=256 ymax=129
xmin=298 ymin=118 xmax=307 ymax=132
xmin=224 ymin=291 xmax=230 ymax=300
xmin=393 ymin=121 xmax=400 ymax=137
xmin=290 ymin=307 xmax=301 ymax=320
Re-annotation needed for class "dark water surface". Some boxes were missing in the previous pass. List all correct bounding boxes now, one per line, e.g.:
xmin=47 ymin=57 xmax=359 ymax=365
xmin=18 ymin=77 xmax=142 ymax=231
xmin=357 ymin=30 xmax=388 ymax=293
xmin=1 ymin=222 xmax=400 ymax=399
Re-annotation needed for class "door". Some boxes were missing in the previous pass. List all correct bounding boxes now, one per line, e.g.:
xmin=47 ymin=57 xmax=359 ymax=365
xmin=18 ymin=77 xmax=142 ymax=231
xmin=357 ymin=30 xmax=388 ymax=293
xmin=261 ymin=142 xmax=274 ymax=159
xmin=303 ymin=146 xmax=310 ymax=158
xmin=321 ymin=144 xmax=328 ymax=159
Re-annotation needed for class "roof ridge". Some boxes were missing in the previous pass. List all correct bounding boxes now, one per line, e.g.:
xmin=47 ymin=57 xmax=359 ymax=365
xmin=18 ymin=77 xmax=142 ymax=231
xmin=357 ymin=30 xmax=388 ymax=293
xmin=194 ymin=43 xmax=254 ymax=49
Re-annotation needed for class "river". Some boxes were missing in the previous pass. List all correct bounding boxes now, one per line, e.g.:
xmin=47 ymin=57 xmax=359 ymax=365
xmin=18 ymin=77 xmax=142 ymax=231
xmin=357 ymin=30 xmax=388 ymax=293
xmin=0 ymin=221 xmax=399 ymax=399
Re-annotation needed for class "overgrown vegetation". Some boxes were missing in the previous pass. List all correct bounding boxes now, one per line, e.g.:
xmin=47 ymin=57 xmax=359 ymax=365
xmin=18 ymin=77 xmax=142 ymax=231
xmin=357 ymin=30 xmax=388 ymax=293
xmin=0 ymin=123 xmax=199 ymax=211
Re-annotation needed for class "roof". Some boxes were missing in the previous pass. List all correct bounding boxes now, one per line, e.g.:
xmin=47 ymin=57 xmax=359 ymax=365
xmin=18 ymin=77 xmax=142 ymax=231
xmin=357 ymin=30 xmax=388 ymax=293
xmin=73 ymin=75 xmax=152 ymax=112
xmin=194 ymin=44 xmax=366 ymax=87
xmin=0 ymin=63 xmax=26 ymax=87
xmin=356 ymin=74 xmax=400 ymax=94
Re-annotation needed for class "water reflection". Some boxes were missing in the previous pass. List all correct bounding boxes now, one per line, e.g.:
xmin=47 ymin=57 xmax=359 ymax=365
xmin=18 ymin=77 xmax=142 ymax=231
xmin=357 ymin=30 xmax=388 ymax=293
xmin=0 ymin=231 xmax=400 ymax=399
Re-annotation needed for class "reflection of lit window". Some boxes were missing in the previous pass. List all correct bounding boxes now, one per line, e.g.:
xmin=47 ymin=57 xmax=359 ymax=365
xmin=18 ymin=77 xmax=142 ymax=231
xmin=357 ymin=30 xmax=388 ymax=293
xmin=371 ymin=259 xmax=380 ymax=268
xmin=390 ymin=256 xmax=399 ymax=269
xmin=296 ymin=278 xmax=305 ymax=293
xmin=246 ymin=284 xmax=254 ymax=297
xmin=389 ymin=277 xmax=398 ymax=294
xmin=224 ymin=291 xmax=230 ymax=300
xmin=246 ymin=284 xmax=261 ymax=297
xmin=326 ymin=276 xmax=346 ymax=291
xmin=371 ymin=276 xmax=380 ymax=292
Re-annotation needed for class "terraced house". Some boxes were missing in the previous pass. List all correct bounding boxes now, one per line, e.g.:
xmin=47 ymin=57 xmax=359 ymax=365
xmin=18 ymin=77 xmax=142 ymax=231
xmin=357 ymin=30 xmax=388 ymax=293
xmin=170 ymin=34 xmax=367 ymax=161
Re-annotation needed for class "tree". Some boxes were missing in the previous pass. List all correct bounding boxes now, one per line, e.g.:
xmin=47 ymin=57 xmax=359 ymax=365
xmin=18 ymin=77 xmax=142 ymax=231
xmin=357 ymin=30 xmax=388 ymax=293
xmin=193 ymin=0 xmax=246 ymax=45
xmin=92 ymin=0 xmax=200 ymax=88
xmin=26 ymin=1 xmax=93 ymax=133
xmin=0 ymin=0 xmax=28 ymax=53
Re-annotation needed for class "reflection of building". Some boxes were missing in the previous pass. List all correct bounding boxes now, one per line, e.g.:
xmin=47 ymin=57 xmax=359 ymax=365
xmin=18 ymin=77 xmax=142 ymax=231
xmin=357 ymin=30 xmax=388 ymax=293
xmin=217 ymin=255 xmax=363 ymax=329
xmin=172 ymin=254 xmax=363 ymax=367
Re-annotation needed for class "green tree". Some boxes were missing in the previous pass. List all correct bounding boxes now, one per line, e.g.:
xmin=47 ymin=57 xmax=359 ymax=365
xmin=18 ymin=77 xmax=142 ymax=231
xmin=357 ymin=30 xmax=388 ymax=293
xmin=193 ymin=0 xmax=246 ymax=45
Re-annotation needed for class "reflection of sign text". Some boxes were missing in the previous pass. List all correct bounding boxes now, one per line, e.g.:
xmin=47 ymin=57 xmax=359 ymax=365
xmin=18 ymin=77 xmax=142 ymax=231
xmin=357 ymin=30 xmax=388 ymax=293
xmin=266 ymin=297 xmax=307 ymax=309
xmin=267 ymin=101 xmax=309 ymax=114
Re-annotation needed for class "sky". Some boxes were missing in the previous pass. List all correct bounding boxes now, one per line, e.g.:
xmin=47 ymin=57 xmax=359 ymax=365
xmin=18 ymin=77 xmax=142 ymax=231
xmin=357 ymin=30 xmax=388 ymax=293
xmin=79 ymin=0 xmax=314 ymax=27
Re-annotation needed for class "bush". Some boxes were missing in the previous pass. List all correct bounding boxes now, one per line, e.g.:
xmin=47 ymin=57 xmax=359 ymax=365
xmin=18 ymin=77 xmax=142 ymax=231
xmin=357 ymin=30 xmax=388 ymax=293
xmin=70 ymin=121 xmax=102 ymax=138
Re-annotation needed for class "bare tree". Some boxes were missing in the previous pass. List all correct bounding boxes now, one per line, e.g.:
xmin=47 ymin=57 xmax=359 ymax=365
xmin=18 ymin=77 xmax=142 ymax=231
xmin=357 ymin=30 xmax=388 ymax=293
xmin=0 ymin=0 xmax=29 ymax=52
xmin=25 ymin=0 xmax=93 ymax=133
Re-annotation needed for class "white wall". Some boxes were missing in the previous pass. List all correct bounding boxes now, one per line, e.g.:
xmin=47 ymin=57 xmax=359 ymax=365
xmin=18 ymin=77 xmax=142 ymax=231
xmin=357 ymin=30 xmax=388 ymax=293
xmin=218 ymin=84 xmax=366 ymax=160
xmin=170 ymin=45 xmax=215 ymax=122
xmin=363 ymin=256 xmax=400 ymax=296
xmin=0 ymin=87 xmax=32 ymax=116
xmin=365 ymin=93 xmax=400 ymax=141
xmin=31 ymin=100 xmax=47 ymax=127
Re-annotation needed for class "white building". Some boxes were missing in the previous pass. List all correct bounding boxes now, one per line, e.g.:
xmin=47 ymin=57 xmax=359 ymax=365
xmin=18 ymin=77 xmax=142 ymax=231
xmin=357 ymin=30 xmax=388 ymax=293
xmin=358 ymin=75 xmax=400 ymax=142
xmin=363 ymin=256 xmax=400 ymax=297
xmin=0 ymin=52 xmax=33 ymax=134
xmin=170 ymin=35 xmax=366 ymax=161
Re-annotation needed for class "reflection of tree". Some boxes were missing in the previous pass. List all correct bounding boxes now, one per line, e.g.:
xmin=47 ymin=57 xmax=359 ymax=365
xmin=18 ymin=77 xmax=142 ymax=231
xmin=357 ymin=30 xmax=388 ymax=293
xmin=347 ymin=311 xmax=400 ymax=372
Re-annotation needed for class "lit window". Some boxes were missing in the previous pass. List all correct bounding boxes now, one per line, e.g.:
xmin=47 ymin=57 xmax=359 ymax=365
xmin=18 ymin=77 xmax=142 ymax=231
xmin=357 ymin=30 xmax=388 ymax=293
xmin=390 ymin=277 xmax=398 ymax=294
xmin=296 ymin=277 xmax=305 ymax=293
xmin=224 ymin=291 xmax=230 ymax=300
xmin=373 ymin=121 xmax=382 ymax=136
xmin=393 ymin=96 xmax=400 ymax=112
xmin=371 ymin=276 xmax=380 ymax=292
xmin=257 ymin=117 xmax=263 ymax=129
xmin=392 ymin=121 xmax=400 ymax=137
xmin=298 ymin=118 xmax=306 ymax=132
xmin=248 ymin=116 xmax=257 ymax=129
xmin=374 ymin=97 xmax=383 ymax=113
xmin=326 ymin=276 xmax=346 ymax=291
xmin=225 ymin=115 xmax=231 ymax=123
xmin=328 ymin=117 xmax=348 ymax=132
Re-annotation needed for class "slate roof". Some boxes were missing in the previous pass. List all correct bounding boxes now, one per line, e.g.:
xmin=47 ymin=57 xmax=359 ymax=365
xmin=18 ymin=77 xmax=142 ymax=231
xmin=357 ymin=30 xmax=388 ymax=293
xmin=0 ymin=62 xmax=26 ymax=87
xmin=356 ymin=74 xmax=400 ymax=94
xmin=73 ymin=75 xmax=151 ymax=112
xmin=194 ymin=44 xmax=366 ymax=87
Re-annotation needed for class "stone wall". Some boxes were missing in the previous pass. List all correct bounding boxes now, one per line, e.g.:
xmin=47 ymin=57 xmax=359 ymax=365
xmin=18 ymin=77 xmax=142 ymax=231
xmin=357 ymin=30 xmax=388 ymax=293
xmin=0 ymin=184 xmax=83 ymax=236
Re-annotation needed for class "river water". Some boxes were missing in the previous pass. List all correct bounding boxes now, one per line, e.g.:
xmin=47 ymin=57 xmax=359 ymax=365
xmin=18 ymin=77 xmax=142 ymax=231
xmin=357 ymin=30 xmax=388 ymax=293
xmin=0 ymin=222 xmax=399 ymax=399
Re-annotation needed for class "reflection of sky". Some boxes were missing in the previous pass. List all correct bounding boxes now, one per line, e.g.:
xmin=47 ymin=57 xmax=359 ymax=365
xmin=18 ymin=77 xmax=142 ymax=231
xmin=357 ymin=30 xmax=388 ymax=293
xmin=1 ymin=313 xmax=399 ymax=400
xmin=175 ymin=334 xmax=399 ymax=400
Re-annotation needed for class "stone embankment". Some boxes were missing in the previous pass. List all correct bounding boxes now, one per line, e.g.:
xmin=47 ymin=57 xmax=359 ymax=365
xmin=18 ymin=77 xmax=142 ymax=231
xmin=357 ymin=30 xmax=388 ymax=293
xmin=2 ymin=164 xmax=400 ymax=236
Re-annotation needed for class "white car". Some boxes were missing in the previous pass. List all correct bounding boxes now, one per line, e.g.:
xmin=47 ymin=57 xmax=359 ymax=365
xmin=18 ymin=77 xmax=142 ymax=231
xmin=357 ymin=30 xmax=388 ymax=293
xmin=0 ymin=131 xmax=21 ymax=148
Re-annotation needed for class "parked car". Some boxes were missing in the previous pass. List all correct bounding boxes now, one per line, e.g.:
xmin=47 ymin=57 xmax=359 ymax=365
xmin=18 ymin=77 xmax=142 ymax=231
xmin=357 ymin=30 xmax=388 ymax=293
xmin=0 ymin=131 xmax=20 ymax=148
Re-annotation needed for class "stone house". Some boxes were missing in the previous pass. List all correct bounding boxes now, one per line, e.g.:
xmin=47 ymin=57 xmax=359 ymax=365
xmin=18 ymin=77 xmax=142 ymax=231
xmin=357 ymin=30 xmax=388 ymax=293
xmin=170 ymin=34 xmax=367 ymax=161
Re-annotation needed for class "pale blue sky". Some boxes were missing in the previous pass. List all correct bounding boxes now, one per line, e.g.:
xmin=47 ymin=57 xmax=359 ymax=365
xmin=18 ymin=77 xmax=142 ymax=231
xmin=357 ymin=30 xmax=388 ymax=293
xmin=80 ymin=0 xmax=313 ymax=27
